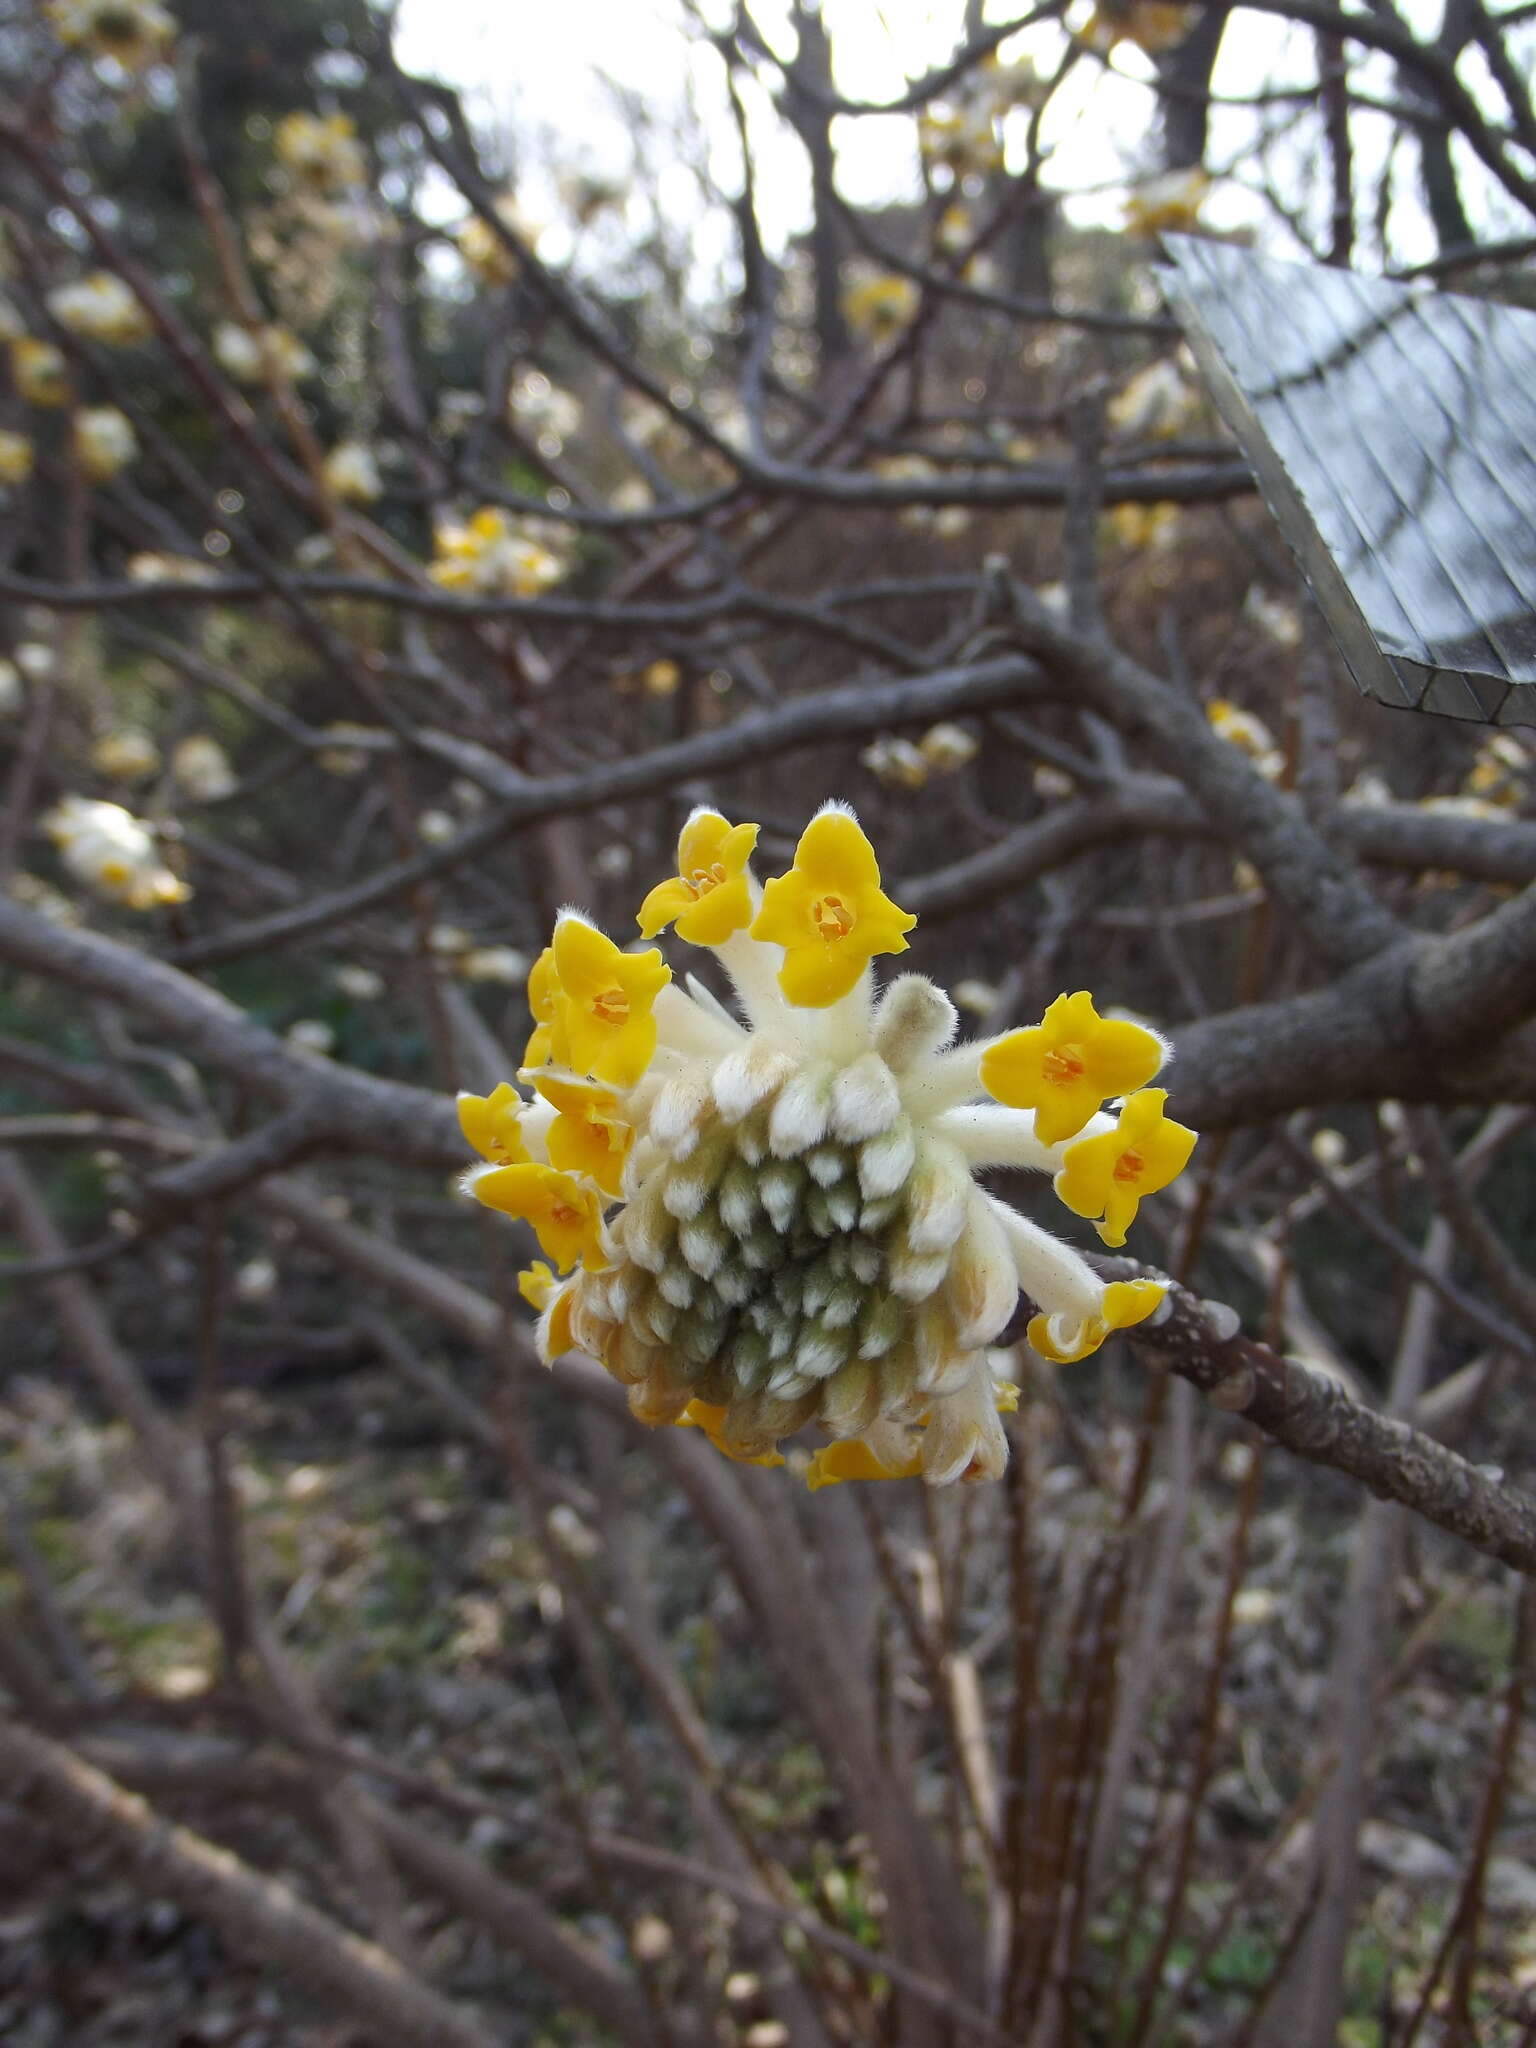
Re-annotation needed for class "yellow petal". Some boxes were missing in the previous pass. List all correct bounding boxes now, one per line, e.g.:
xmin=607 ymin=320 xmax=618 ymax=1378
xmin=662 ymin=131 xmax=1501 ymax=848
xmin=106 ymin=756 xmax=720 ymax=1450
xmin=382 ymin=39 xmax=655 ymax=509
xmin=675 ymin=810 xmax=731 ymax=874
xmin=777 ymin=939 xmax=868 ymax=1008
xmin=456 ymin=1081 xmax=529 ymax=1164
xmin=805 ymin=1436 xmax=922 ymax=1490
xmin=675 ymin=873 xmax=752 ymax=947
xmin=750 ymin=865 xmax=817 ymax=950
xmin=1102 ymin=1279 xmax=1168 ymax=1330
xmin=793 ymin=809 xmax=881 ymax=899
xmin=637 ymin=875 xmax=697 ymax=939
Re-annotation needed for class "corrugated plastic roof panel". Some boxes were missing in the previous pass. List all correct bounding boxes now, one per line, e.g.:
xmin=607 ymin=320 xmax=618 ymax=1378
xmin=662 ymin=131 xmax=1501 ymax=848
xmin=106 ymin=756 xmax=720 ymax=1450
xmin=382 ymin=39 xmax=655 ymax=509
xmin=1160 ymin=236 xmax=1536 ymax=727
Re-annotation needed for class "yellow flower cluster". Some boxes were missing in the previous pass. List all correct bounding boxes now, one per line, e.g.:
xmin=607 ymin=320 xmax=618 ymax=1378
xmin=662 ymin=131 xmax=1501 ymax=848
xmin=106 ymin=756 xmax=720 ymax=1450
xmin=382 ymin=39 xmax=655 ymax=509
xmin=1207 ymin=697 xmax=1284 ymax=780
xmin=47 ymin=0 xmax=174 ymax=69
xmin=274 ymin=112 xmax=366 ymax=194
xmin=10 ymin=339 xmax=69 ymax=408
xmin=842 ymin=271 xmax=920 ymax=347
xmin=428 ymin=507 xmax=568 ymax=597
xmin=1079 ymin=0 xmax=1194 ymax=55
xmin=458 ymin=805 xmax=1198 ymax=1489
xmin=457 ymin=198 xmax=539 ymax=287
xmin=213 ymin=321 xmax=316 ymax=386
xmin=1123 ymin=166 xmax=1210 ymax=238
xmin=43 ymin=794 xmax=189 ymax=910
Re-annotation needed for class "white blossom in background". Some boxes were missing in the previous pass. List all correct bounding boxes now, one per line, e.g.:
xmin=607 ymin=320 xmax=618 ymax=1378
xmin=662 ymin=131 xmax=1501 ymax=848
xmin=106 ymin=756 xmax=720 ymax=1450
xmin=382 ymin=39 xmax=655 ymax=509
xmin=46 ymin=272 xmax=151 ymax=346
xmin=170 ymin=735 xmax=238 ymax=801
xmin=90 ymin=728 xmax=160 ymax=781
xmin=322 ymin=439 xmax=383 ymax=504
xmin=213 ymin=321 xmax=316 ymax=385
xmin=43 ymin=794 xmax=189 ymax=910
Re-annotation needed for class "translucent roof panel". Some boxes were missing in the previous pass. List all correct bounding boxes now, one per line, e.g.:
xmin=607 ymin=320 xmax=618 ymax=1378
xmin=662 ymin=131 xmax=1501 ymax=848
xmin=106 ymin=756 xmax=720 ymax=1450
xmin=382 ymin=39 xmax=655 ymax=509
xmin=1161 ymin=236 xmax=1536 ymax=727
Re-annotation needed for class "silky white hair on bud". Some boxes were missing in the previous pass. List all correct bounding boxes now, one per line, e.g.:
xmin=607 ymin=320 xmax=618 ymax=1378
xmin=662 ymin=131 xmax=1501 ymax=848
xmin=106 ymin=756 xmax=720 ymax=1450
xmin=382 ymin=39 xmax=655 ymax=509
xmin=873 ymin=974 xmax=958 ymax=1073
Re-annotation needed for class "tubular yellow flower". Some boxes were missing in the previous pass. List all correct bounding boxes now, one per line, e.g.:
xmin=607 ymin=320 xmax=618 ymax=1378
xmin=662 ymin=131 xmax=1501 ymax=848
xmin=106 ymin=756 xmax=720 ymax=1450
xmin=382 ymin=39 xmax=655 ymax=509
xmin=638 ymin=809 xmax=760 ymax=946
xmin=1055 ymin=1089 xmax=1198 ymax=1247
xmin=524 ymin=944 xmax=558 ymax=1067
xmin=679 ymin=1400 xmax=786 ymax=1469
xmin=980 ymin=992 xmax=1167 ymax=1146
xmin=518 ymin=1260 xmax=558 ymax=1310
xmin=549 ymin=917 xmax=671 ymax=1088
xmin=805 ymin=1436 xmax=923 ymax=1490
xmin=1027 ymin=1277 xmax=1168 ymax=1363
xmin=750 ymin=806 xmax=917 ymax=1007
xmin=534 ymin=1070 xmax=633 ymax=1199
xmin=467 ymin=1161 xmax=608 ymax=1273
xmin=457 ymin=1081 xmax=532 ymax=1166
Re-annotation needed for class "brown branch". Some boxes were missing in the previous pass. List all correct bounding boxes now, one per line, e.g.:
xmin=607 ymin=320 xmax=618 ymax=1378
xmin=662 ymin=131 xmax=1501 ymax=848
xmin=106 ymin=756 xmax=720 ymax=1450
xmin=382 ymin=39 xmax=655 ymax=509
xmin=1110 ymin=1266 xmax=1536 ymax=1576
xmin=0 ymin=1718 xmax=499 ymax=2048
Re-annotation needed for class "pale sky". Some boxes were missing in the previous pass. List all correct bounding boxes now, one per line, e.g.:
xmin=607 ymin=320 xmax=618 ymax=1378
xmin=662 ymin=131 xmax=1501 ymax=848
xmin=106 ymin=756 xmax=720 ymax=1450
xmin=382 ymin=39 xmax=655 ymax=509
xmin=392 ymin=0 xmax=1487 ymax=285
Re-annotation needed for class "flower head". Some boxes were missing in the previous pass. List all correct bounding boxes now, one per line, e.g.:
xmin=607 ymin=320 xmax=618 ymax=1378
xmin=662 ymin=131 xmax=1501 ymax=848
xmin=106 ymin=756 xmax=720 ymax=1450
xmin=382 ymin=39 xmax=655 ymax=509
xmin=1054 ymin=1089 xmax=1198 ymax=1247
xmin=751 ymin=807 xmax=916 ymax=1007
xmin=461 ymin=807 xmax=1199 ymax=1489
xmin=638 ymin=809 xmax=759 ymax=947
xmin=981 ymin=991 xmax=1167 ymax=1146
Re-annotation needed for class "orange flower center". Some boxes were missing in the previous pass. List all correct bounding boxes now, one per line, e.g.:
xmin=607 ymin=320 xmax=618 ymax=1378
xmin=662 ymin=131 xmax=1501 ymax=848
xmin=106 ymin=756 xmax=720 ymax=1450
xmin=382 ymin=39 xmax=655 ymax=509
xmin=591 ymin=986 xmax=630 ymax=1025
xmin=1042 ymin=1045 xmax=1086 ymax=1084
xmin=685 ymin=861 xmax=728 ymax=900
xmin=811 ymin=893 xmax=855 ymax=941
xmin=551 ymin=1199 xmax=581 ymax=1227
xmin=1113 ymin=1149 xmax=1145 ymax=1185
